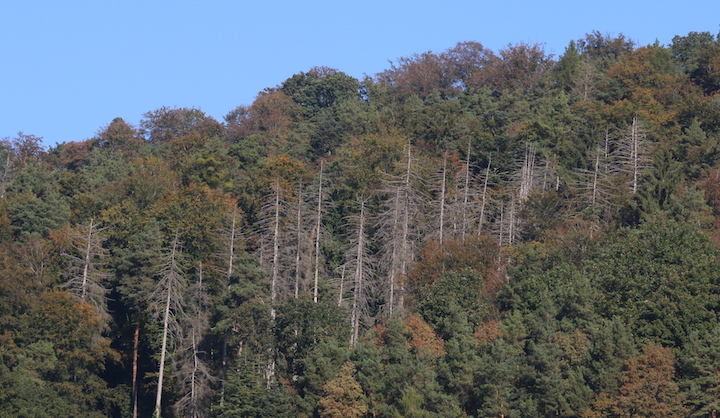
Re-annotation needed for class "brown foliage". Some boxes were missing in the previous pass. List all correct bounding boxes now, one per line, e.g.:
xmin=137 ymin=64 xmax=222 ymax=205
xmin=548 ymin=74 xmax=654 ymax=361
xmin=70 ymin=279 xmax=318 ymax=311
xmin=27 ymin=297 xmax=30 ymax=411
xmin=405 ymin=315 xmax=446 ymax=357
xmin=408 ymin=234 xmax=500 ymax=295
xmin=586 ymin=343 xmax=687 ymax=418
xmin=377 ymin=51 xmax=459 ymax=99
xmin=474 ymin=319 xmax=502 ymax=346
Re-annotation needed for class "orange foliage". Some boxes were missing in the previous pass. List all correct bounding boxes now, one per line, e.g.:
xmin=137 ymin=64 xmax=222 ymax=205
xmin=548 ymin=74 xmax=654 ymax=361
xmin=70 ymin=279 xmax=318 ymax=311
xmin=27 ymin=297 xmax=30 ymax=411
xmin=588 ymin=343 xmax=687 ymax=417
xmin=408 ymin=234 xmax=500 ymax=295
xmin=474 ymin=319 xmax=502 ymax=346
xmin=371 ymin=323 xmax=388 ymax=349
xmin=405 ymin=315 xmax=446 ymax=357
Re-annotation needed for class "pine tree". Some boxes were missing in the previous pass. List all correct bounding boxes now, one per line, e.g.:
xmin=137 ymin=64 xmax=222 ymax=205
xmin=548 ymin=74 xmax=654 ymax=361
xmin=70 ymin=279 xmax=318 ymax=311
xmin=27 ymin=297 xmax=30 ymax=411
xmin=617 ymin=116 xmax=651 ymax=195
xmin=173 ymin=263 xmax=215 ymax=418
xmin=151 ymin=232 xmax=187 ymax=418
xmin=62 ymin=218 xmax=110 ymax=319
xmin=346 ymin=199 xmax=374 ymax=347
xmin=376 ymin=142 xmax=425 ymax=316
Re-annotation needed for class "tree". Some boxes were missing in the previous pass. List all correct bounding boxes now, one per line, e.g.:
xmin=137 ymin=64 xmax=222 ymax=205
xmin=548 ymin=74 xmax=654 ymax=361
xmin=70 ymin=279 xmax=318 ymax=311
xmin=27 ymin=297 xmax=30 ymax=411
xmin=594 ymin=343 xmax=687 ymax=417
xmin=173 ymin=264 xmax=215 ymax=418
xmin=318 ymin=361 xmax=368 ymax=418
xmin=617 ymin=116 xmax=652 ymax=195
xmin=376 ymin=141 xmax=426 ymax=316
xmin=151 ymin=232 xmax=187 ymax=417
xmin=280 ymin=67 xmax=361 ymax=118
xmin=140 ymin=106 xmax=220 ymax=145
xmin=62 ymin=218 xmax=109 ymax=319
xmin=671 ymin=31 xmax=720 ymax=94
xmin=346 ymin=198 xmax=373 ymax=347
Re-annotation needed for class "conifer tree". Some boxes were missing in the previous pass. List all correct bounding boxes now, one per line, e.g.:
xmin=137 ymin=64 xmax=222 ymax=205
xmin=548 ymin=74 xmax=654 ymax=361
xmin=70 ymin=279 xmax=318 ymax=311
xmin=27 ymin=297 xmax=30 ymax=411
xmin=173 ymin=263 xmax=215 ymax=418
xmin=617 ymin=116 xmax=651 ymax=195
xmin=151 ymin=232 xmax=187 ymax=418
xmin=346 ymin=199 xmax=373 ymax=347
xmin=376 ymin=142 xmax=425 ymax=316
xmin=62 ymin=218 xmax=109 ymax=319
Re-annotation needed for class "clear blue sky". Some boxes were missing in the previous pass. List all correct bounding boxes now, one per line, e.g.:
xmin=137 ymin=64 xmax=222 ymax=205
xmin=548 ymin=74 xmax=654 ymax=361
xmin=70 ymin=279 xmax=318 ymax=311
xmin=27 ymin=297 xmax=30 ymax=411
xmin=2 ymin=1 xmax=718 ymax=148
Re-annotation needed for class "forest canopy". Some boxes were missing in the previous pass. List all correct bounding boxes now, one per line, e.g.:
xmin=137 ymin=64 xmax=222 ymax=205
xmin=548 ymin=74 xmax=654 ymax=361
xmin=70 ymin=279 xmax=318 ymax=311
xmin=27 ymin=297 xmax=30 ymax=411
xmin=2 ymin=29 xmax=720 ymax=417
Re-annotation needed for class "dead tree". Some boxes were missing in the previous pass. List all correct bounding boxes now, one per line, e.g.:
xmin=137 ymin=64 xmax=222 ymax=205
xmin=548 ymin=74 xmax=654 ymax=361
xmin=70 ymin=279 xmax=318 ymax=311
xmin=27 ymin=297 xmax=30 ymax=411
xmin=477 ymin=155 xmax=492 ymax=235
xmin=376 ymin=142 xmax=425 ymax=316
xmin=346 ymin=199 xmax=374 ymax=347
xmin=173 ymin=263 xmax=215 ymax=418
xmin=617 ymin=116 xmax=651 ymax=194
xmin=312 ymin=160 xmax=325 ymax=302
xmin=62 ymin=218 xmax=110 ymax=319
xmin=152 ymin=232 xmax=187 ymax=418
xmin=256 ymin=177 xmax=291 ymax=319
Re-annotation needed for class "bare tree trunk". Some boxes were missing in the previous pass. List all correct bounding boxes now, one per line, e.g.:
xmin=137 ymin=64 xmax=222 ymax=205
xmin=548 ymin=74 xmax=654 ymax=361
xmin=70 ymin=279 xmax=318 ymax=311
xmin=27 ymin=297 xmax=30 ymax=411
xmin=226 ymin=208 xmax=238 ymax=280
xmin=80 ymin=219 xmax=95 ymax=300
xmin=155 ymin=272 xmax=173 ymax=418
xmin=438 ymin=154 xmax=447 ymax=245
xmin=461 ymin=143 xmax=472 ymax=240
xmin=617 ymin=116 xmax=650 ymax=195
xmin=350 ymin=200 xmax=369 ymax=347
xmin=154 ymin=233 xmax=186 ymax=418
xmin=63 ymin=218 xmax=109 ymax=319
xmin=378 ymin=142 xmax=423 ymax=317
xmin=478 ymin=155 xmax=491 ymax=234
xmin=313 ymin=160 xmax=324 ymax=303
xmin=338 ymin=265 xmax=346 ymax=307
xmin=592 ymin=152 xmax=600 ymax=205
xmin=518 ymin=144 xmax=536 ymax=202
xmin=271 ymin=179 xmax=281 ymax=319
xmin=132 ymin=311 xmax=140 ymax=418
xmin=294 ymin=185 xmax=304 ymax=299
xmin=174 ymin=263 xmax=215 ymax=418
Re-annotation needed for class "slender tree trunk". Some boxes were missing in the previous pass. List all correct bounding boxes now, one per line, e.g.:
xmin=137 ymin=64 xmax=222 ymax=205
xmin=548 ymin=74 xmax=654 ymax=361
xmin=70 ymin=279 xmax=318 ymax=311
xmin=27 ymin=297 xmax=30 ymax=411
xmin=388 ymin=187 xmax=401 ymax=317
xmin=132 ymin=310 xmax=140 ymax=418
xmin=154 ymin=234 xmax=184 ymax=418
xmin=461 ymin=139 xmax=472 ymax=240
xmin=313 ymin=160 xmax=324 ymax=303
xmin=439 ymin=155 xmax=447 ymax=245
xmin=338 ymin=265 xmax=346 ymax=307
xmin=350 ymin=201 xmax=367 ymax=347
xmin=478 ymin=156 xmax=491 ymax=234
xmin=271 ymin=178 xmax=280 ymax=319
xmin=227 ymin=209 xmax=238 ymax=280
xmin=631 ymin=117 xmax=639 ymax=194
xmin=592 ymin=153 xmax=600 ymax=205
xmin=155 ymin=274 xmax=173 ymax=417
xmin=80 ymin=218 xmax=96 ymax=300
xmin=294 ymin=186 xmax=303 ymax=299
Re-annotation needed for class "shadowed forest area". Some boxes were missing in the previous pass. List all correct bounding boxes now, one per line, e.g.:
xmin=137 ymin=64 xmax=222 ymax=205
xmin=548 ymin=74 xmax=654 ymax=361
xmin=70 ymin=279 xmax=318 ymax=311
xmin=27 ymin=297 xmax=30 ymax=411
xmin=3 ymin=30 xmax=720 ymax=417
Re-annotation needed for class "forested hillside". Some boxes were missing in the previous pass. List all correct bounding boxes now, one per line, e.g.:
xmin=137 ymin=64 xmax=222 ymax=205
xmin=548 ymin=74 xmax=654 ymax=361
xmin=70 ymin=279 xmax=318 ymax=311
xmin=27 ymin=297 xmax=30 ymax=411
xmin=2 ymin=30 xmax=720 ymax=417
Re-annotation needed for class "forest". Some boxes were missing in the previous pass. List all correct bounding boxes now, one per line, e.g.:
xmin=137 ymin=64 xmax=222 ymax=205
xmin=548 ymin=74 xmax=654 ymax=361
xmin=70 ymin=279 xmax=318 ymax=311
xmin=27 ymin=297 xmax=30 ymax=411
xmin=2 ymin=29 xmax=720 ymax=417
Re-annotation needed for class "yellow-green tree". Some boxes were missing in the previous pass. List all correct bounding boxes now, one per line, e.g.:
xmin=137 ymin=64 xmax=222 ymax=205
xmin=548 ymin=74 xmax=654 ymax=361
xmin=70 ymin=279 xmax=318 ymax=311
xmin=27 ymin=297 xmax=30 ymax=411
xmin=318 ymin=360 xmax=367 ymax=418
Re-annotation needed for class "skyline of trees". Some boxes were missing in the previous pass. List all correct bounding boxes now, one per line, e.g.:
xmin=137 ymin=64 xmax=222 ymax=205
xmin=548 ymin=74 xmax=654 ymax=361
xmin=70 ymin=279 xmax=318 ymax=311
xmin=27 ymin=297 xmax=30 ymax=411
xmin=2 ymin=28 xmax=720 ymax=417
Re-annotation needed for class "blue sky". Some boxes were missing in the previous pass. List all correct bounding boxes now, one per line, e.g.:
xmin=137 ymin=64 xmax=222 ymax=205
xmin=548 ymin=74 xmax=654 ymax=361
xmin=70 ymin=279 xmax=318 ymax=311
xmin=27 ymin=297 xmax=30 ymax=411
xmin=2 ymin=1 xmax=718 ymax=148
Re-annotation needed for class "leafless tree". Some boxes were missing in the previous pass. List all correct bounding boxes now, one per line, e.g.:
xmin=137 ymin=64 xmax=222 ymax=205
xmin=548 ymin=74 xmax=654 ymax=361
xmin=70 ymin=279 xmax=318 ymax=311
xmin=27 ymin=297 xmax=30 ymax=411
xmin=376 ymin=142 xmax=425 ymax=316
xmin=151 ymin=232 xmax=187 ymax=418
xmin=256 ymin=177 xmax=292 ymax=319
xmin=62 ymin=218 xmax=110 ymax=320
xmin=617 ymin=116 xmax=652 ymax=194
xmin=173 ymin=263 xmax=215 ymax=418
xmin=345 ymin=199 xmax=374 ymax=347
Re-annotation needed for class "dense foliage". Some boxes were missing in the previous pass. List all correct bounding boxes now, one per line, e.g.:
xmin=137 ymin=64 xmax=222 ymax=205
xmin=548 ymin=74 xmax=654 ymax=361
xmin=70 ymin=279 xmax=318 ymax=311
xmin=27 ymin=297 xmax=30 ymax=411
xmin=3 ymin=30 xmax=720 ymax=417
